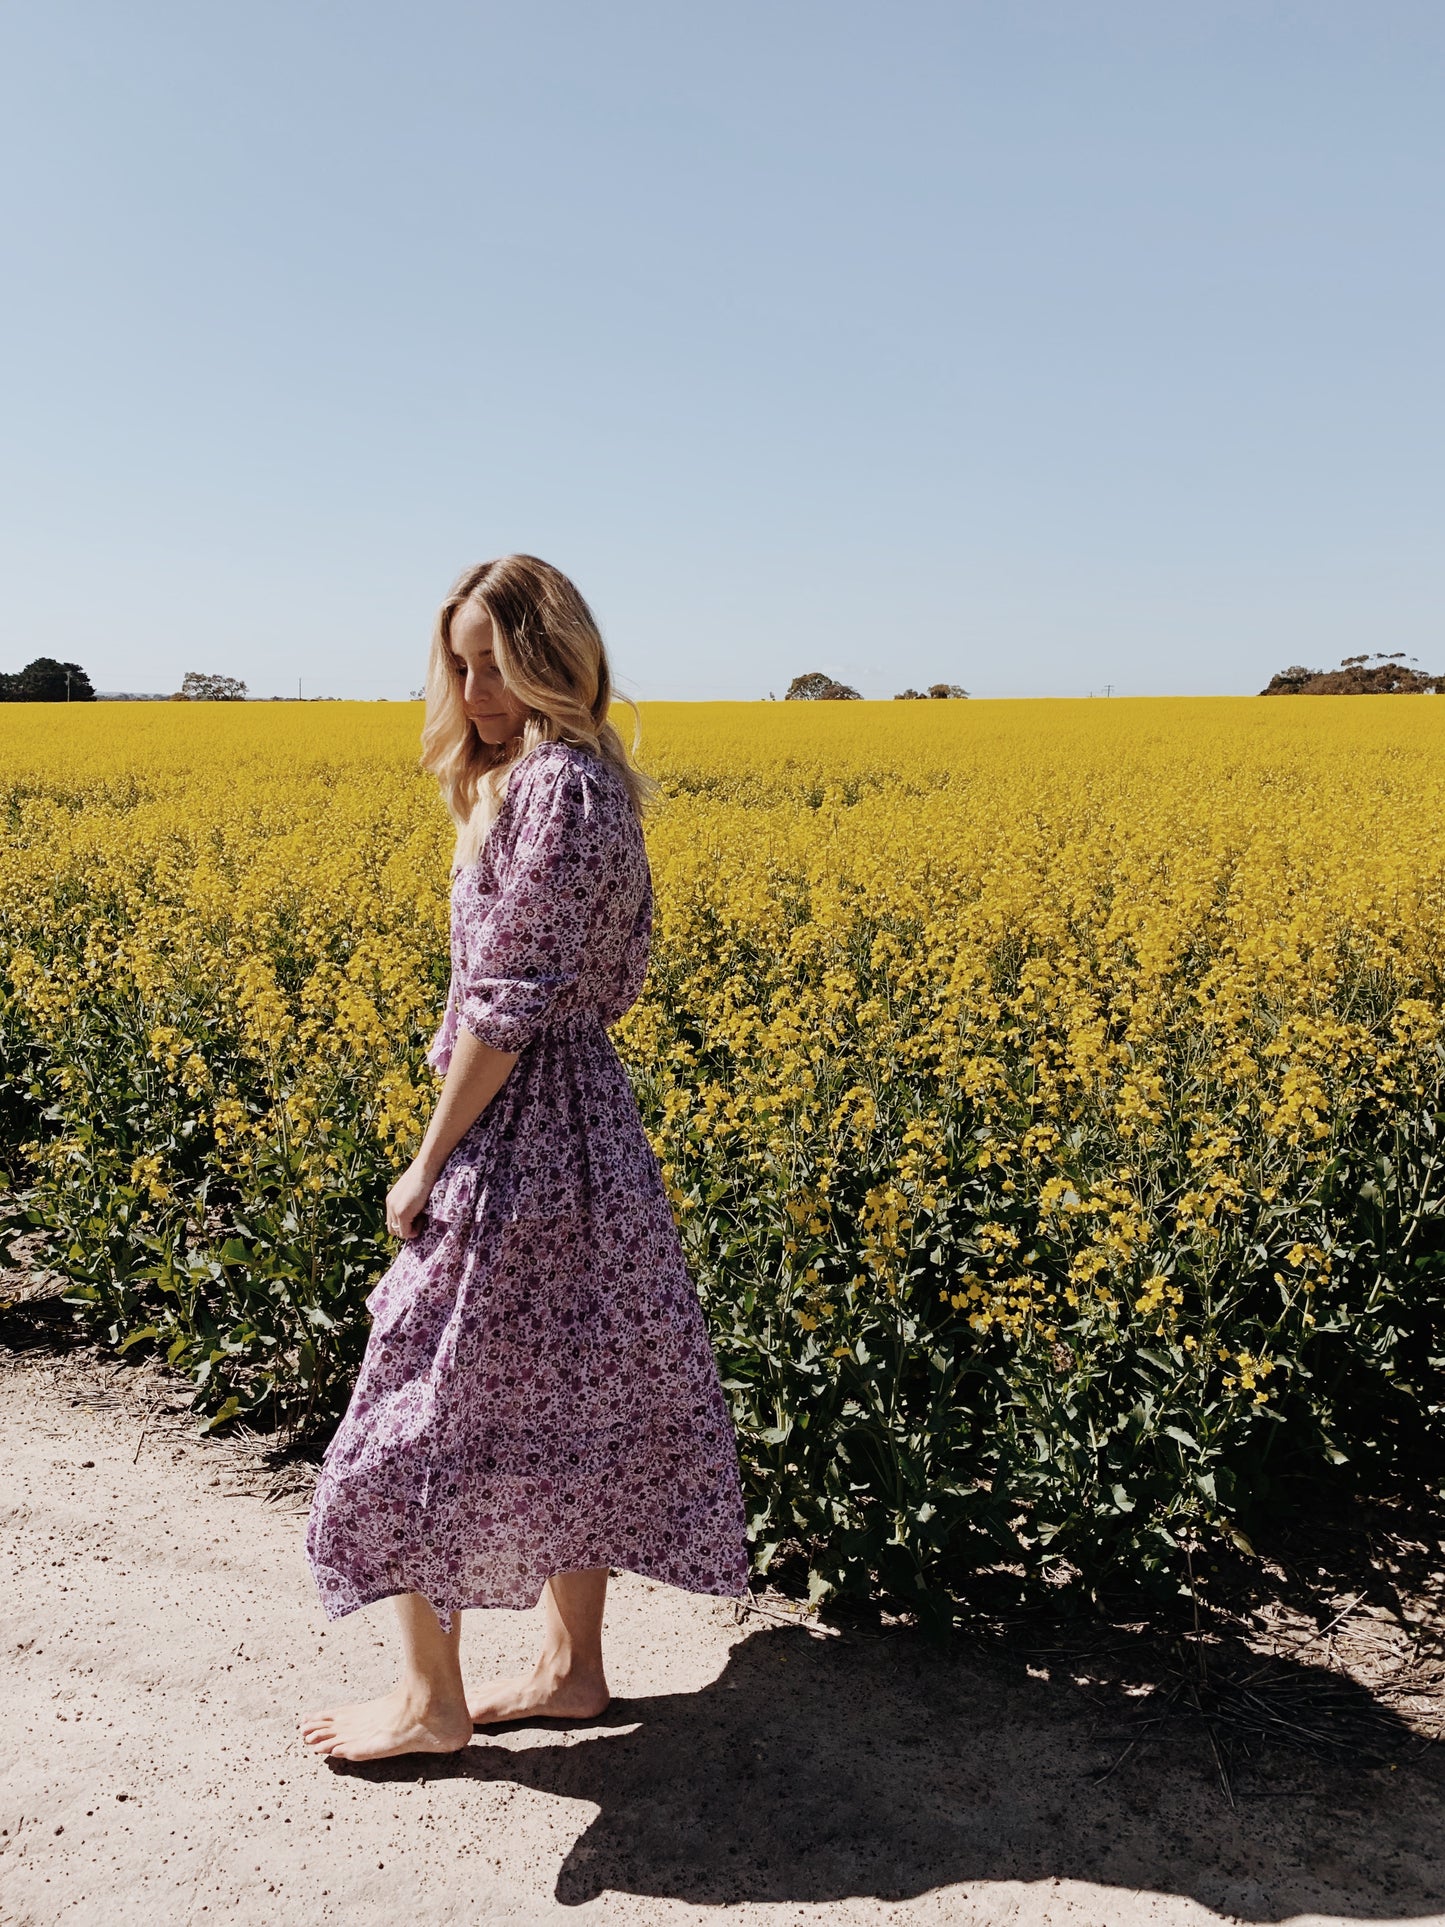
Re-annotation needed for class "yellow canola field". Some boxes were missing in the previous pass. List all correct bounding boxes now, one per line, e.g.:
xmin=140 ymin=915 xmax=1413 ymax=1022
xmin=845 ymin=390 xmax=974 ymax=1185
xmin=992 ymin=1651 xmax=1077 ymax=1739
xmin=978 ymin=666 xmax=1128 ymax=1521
xmin=5 ymin=693 xmax=1445 ymax=1331
xmin=3 ymin=696 xmax=1444 ymax=1603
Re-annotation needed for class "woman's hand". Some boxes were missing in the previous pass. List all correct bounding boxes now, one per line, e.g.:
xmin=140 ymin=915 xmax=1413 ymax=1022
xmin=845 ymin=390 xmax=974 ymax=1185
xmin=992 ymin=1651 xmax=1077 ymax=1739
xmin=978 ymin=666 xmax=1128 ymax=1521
xmin=385 ymin=1028 xmax=520 ymax=1243
xmin=385 ymin=1159 xmax=438 ymax=1242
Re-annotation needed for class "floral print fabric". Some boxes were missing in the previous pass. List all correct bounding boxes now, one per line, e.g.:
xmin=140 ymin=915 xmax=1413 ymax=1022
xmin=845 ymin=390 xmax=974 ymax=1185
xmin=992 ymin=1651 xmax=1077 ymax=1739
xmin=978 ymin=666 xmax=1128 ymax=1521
xmin=305 ymin=741 xmax=751 ymax=1626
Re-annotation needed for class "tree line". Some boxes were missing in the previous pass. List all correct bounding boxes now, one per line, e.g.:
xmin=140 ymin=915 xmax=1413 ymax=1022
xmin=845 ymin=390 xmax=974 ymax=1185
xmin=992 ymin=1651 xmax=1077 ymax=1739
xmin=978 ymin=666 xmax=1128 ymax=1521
xmin=1261 ymin=652 xmax=1444 ymax=695
xmin=782 ymin=672 xmax=968 ymax=700
xmin=0 ymin=658 xmax=96 ymax=702
xmin=0 ymin=663 xmax=248 ymax=702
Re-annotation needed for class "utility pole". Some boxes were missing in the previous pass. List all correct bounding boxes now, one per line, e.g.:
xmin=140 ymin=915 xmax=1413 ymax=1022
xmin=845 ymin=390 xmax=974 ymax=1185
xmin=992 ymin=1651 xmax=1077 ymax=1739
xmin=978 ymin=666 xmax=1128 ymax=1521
xmin=298 ymin=676 xmax=302 ymax=702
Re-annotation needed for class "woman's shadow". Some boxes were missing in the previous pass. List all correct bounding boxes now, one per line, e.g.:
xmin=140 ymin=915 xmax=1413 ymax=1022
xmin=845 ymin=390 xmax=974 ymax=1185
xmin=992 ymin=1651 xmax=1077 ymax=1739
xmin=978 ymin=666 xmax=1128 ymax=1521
xmin=343 ymin=1618 xmax=1445 ymax=1919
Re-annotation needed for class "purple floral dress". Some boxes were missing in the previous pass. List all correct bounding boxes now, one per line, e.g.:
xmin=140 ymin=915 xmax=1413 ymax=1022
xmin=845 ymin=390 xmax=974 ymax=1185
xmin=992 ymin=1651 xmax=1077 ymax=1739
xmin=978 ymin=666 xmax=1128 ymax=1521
xmin=305 ymin=741 xmax=751 ymax=1628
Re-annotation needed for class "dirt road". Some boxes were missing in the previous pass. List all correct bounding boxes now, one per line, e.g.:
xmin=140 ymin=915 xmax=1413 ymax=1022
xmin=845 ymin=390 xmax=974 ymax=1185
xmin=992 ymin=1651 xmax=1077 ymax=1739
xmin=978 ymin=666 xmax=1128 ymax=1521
xmin=2 ymin=1350 xmax=1443 ymax=1926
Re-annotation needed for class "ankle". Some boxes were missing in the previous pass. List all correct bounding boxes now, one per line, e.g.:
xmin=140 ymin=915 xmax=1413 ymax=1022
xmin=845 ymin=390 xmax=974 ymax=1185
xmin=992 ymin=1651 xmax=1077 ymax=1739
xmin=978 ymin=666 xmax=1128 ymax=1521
xmin=535 ymin=1647 xmax=605 ymax=1687
xmin=402 ymin=1674 xmax=467 ymax=1714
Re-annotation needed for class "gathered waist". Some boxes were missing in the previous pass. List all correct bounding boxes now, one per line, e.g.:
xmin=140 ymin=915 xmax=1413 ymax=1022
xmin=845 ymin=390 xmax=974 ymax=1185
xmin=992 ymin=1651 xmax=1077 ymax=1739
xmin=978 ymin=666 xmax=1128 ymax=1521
xmin=536 ymin=1008 xmax=609 ymax=1038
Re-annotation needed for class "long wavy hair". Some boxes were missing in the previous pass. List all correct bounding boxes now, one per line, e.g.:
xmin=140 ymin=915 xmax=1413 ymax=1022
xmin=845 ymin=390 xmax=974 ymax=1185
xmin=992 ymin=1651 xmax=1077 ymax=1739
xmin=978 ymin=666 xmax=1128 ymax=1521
xmin=420 ymin=555 xmax=658 ymax=867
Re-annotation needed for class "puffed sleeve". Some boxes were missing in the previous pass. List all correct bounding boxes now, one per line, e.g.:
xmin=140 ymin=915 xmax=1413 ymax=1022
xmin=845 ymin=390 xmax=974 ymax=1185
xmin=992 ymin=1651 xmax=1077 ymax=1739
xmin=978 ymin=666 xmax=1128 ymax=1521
xmin=425 ymin=970 xmax=459 ymax=1076
xmin=454 ymin=754 xmax=611 ymax=1055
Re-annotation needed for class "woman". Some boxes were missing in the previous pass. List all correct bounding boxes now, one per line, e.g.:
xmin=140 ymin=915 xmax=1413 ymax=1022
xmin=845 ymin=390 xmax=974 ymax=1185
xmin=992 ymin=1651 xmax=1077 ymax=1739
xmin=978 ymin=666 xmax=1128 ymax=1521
xmin=302 ymin=555 xmax=750 ymax=1762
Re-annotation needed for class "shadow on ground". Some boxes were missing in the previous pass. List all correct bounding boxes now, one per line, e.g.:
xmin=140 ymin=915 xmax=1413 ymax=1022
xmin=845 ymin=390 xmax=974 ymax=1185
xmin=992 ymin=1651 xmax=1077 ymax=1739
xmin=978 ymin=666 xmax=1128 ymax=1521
xmin=0 ymin=1279 xmax=85 ymax=1354
xmin=340 ymin=1618 xmax=1445 ymax=1919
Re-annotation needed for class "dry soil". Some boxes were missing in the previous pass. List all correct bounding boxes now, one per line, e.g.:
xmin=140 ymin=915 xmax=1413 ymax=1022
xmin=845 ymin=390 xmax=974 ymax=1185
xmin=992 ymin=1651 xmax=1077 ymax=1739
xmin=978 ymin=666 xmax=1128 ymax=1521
xmin=3 ymin=1349 xmax=1444 ymax=1927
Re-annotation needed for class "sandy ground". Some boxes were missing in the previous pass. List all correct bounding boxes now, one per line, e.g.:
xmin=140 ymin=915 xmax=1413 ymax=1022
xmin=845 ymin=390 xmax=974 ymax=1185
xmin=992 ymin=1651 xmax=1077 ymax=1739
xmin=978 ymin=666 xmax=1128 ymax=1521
xmin=3 ymin=1351 xmax=1445 ymax=1927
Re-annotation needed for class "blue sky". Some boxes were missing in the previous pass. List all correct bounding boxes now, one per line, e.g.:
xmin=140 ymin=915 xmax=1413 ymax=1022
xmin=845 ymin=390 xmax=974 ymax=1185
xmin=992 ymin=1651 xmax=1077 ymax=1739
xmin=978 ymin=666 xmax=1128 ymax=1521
xmin=1 ymin=2 xmax=1441 ymax=701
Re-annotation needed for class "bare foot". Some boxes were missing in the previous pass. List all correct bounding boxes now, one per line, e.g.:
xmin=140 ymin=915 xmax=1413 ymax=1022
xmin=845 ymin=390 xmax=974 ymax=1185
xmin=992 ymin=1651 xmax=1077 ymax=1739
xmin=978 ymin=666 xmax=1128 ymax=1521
xmin=301 ymin=1684 xmax=473 ymax=1762
xmin=467 ymin=1664 xmax=611 ymax=1727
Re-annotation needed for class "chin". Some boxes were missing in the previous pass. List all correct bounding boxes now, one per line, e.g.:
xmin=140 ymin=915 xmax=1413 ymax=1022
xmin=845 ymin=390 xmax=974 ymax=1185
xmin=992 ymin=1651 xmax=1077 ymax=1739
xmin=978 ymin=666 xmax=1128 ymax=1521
xmin=472 ymin=720 xmax=522 ymax=747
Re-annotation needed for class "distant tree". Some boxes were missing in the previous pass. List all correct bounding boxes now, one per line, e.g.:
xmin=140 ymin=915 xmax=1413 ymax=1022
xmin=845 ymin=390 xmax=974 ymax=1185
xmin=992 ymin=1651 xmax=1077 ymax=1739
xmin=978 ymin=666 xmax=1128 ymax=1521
xmin=1260 ymin=665 xmax=1320 ymax=695
xmin=169 ymin=691 xmax=191 ymax=702
xmin=927 ymin=682 xmax=969 ymax=699
xmin=894 ymin=688 xmax=925 ymax=700
xmin=1260 ymin=653 xmax=1444 ymax=696
xmin=0 ymin=657 xmax=96 ymax=702
xmin=785 ymin=671 xmax=862 ymax=700
xmin=180 ymin=671 xmax=248 ymax=702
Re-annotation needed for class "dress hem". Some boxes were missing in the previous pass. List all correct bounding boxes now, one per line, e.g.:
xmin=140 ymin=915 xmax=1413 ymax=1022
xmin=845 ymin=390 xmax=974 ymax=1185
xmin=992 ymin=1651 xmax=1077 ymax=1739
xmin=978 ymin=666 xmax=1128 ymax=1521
xmin=314 ymin=1560 xmax=753 ymax=1628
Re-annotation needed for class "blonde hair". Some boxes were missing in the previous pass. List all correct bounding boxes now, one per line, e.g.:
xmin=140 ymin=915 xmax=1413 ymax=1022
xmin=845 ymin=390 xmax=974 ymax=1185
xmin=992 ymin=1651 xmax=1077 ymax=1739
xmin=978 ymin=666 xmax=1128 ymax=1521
xmin=419 ymin=554 xmax=659 ymax=867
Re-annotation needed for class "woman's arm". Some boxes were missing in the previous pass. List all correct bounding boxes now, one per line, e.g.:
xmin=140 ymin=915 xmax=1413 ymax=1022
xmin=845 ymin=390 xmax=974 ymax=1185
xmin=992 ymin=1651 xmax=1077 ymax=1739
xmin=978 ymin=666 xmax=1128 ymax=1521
xmin=385 ymin=1026 xmax=519 ymax=1240
xmin=389 ymin=752 xmax=610 ymax=1242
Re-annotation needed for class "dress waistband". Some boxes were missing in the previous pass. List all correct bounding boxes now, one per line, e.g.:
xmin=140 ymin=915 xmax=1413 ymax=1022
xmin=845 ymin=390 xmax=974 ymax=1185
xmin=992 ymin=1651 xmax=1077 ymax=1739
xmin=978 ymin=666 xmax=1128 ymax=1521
xmin=541 ymin=1009 xmax=608 ymax=1036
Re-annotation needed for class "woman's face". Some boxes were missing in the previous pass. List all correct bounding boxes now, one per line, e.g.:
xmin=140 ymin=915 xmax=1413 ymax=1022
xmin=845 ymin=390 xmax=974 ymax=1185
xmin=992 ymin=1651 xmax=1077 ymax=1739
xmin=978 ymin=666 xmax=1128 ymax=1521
xmin=449 ymin=600 xmax=530 ymax=747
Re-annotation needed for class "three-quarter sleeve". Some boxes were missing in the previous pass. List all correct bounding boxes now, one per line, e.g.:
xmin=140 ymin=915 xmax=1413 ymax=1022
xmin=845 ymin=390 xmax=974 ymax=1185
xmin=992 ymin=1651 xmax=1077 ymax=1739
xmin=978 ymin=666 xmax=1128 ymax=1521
xmin=456 ymin=755 xmax=611 ymax=1055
